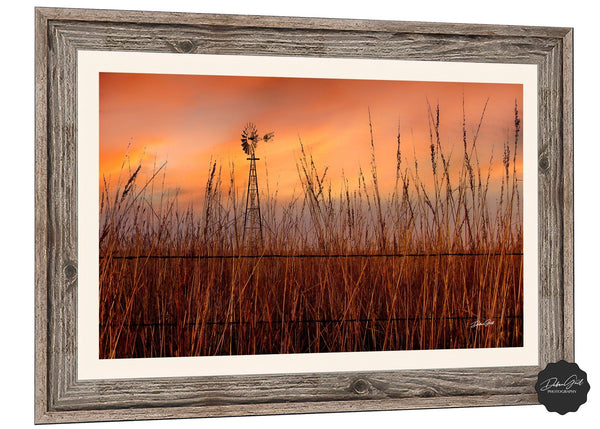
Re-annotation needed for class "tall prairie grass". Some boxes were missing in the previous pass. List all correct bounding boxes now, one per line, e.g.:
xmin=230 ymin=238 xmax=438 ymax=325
xmin=99 ymin=103 xmax=523 ymax=358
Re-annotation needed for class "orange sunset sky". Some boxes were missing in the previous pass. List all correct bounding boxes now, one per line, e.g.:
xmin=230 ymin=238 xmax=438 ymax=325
xmin=99 ymin=73 xmax=523 ymax=207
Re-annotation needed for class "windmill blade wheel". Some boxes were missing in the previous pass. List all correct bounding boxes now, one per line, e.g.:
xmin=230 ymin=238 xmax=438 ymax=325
xmin=241 ymin=123 xmax=259 ymax=155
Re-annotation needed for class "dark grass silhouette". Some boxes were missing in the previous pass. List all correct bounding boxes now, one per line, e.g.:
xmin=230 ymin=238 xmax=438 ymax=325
xmin=99 ymin=103 xmax=523 ymax=359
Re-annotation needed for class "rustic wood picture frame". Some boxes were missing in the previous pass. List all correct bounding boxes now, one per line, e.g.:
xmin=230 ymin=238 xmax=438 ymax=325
xmin=34 ymin=7 xmax=573 ymax=424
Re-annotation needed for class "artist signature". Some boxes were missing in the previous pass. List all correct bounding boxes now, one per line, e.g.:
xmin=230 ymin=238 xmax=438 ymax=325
xmin=470 ymin=319 xmax=494 ymax=328
xmin=538 ymin=375 xmax=585 ymax=392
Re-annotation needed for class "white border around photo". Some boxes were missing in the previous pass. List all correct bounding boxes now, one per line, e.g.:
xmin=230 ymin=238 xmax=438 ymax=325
xmin=77 ymin=51 xmax=539 ymax=380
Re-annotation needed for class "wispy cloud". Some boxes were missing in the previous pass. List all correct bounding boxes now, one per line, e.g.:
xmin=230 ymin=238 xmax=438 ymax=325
xmin=100 ymin=73 xmax=523 ymax=206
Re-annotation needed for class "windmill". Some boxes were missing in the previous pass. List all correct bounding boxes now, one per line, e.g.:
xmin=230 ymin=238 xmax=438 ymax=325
xmin=240 ymin=122 xmax=274 ymax=250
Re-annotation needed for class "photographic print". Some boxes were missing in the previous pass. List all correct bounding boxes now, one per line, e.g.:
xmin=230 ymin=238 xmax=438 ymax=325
xmin=98 ymin=69 xmax=523 ymax=360
xmin=36 ymin=9 xmax=573 ymax=422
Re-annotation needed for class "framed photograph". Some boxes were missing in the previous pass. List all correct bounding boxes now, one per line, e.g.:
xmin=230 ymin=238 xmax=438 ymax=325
xmin=35 ymin=7 xmax=573 ymax=423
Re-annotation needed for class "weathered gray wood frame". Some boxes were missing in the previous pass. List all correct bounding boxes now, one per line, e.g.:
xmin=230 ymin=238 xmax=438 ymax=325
xmin=34 ymin=7 xmax=574 ymax=424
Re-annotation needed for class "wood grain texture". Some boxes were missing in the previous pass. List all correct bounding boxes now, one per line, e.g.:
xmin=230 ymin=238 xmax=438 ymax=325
xmin=561 ymin=29 xmax=575 ymax=362
xmin=34 ymin=6 xmax=571 ymax=38
xmin=34 ymin=7 xmax=574 ymax=424
xmin=34 ymin=7 xmax=49 ymax=425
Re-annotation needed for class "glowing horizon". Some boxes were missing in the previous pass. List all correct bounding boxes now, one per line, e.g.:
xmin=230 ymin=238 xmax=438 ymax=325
xmin=99 ymin=73 xmax=523 ymax=209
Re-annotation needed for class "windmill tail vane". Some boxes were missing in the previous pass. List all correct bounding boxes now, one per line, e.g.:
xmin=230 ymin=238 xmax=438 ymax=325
xmin=240 ymin=123 xmax=274 ymax=251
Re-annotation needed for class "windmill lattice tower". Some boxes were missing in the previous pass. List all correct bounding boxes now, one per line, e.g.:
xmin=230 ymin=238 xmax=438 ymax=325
xmin=240 ymin=123 xmax=273 ymax=251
